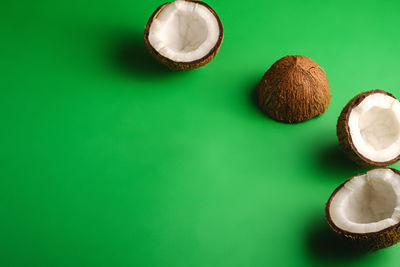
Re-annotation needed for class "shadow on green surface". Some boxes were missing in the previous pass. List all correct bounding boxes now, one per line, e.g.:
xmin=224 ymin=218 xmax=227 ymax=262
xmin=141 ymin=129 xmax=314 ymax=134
xmin=306 ymin=216 xmax=368 ymax=262
xmin=249 ymin=83 xmax=258 ymax=107
xmin=318 ymin=143 xmax=355 ymax=169
xmin=110 ymin=30 xmax=176 ymax=78
xmin=315 ymin=142 xmax=366 ymax=177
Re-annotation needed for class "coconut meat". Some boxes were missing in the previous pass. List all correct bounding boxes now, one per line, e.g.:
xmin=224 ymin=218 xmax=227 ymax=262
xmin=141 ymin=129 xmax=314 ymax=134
xmin=348 ymin=93 xmax=400 ymax=162
xmin=330 ymin=169 xmax=400 ymax=233
xmin=148 ymin=0 xmax=220 ymax=62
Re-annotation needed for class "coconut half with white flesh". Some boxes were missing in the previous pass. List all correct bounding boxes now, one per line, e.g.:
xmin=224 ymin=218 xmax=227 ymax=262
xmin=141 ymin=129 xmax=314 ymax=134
xmin=337 ymin=90 xmax=400 ymax=167
xmin=326 ymin=168 xmax=400 ymax=251
xmin=144 ymin=0 xmax=223 ymax=70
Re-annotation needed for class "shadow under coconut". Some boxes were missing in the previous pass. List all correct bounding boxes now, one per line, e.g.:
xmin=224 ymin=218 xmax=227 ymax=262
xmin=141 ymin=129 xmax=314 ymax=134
xmin=249 ymin=84 xmax=259 ymax=111
xmin=306 ymin=216 xmax=368 ymax=262
xmin=109 ymin=30 xmax=176 ymax=78
xmin=316 ymin=142 xmax=367 ymax=177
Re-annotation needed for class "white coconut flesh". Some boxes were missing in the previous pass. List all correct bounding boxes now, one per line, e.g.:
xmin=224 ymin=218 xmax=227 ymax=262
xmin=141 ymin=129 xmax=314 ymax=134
xmin=148 ymin=0 xmax=220 ymax=62
xmin=330 ymin=169 xmax=400 ymax=233
xmin=348 ymin=93 xmax=400 ymax=162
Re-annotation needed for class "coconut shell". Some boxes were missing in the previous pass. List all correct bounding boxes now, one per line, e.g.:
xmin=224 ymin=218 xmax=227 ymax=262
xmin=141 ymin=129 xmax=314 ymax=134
xmin=257 ymin=55 xmax=331 ymax=123
xmin=325 ymin=168 xmax=400 ymax=251
xmin=144 ymin=0 xmax=224 ymax=70
xmin=337 ymin=89 xmax=400 ymax=167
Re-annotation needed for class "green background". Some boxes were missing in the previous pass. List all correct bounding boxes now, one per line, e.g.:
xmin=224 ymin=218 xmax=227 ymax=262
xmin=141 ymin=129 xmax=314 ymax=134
xmin=1 ymin=0 xmax=400 ymax=266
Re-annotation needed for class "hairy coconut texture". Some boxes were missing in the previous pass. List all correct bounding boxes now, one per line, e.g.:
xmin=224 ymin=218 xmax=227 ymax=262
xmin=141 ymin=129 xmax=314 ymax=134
xmin=326 ymin=168 xmax=400 ymax=251
xmin=144 ymin=0 xmax=223 ymax=70
xmin=337 ymin=90 xmax=400 ymax=167
xmin=257 ymin=55 xmax=331 ymax=123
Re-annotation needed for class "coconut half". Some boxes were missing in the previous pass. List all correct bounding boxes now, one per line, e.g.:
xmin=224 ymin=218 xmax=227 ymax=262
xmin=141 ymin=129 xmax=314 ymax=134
xmin=144 ymin=0 xmax=223 ymax=70
xmin=257 ymin=55 xmax=331 ymax=123
xmin=326 ymin=168 xmax=400 ymax=251
xmin=337 ymin=90 xmax=400 ymax=167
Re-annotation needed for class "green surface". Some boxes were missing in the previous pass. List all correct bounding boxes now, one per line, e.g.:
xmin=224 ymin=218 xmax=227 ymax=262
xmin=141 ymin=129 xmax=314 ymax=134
xmin=1 ymin=0 xmax=400 ymax=266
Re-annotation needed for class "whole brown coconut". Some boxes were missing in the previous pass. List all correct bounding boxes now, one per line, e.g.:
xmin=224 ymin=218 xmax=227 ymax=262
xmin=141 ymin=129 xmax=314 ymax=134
xmin=337 ymin=89 xmax=400 ymax=167
xmin=257 ymin=55 xmax=331 ymax=123
xmin=326 ymin=168 xmax=400 ymax=251
xmin=144 ymin=0 xmax=223 ymax=70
